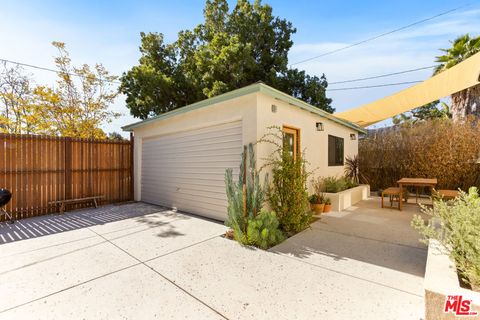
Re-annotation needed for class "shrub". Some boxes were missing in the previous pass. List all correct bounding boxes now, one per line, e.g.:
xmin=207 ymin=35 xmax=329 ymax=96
xmin=245 ymin=210 xmax=285 ymax=249
xmin=313 ymin=176 xmax=357 ymax=193
xmin=360 ymin=118 xmax=480 ymax=191
xmin=411 ymin=187 xmax=480 ymax=291
xmin=260 ymin=126 xmax=312 ymax=234
xmin=308 ymin=194 xmax=324 ymax=204
xmin=225 ymin=143 xmax=267 ymax=239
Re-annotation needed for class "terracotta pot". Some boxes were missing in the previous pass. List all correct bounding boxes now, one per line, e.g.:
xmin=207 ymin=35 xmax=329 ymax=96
xmin=310 ymin=203 xmax=324 ymax=214
xmin=323 ymin=204 xmax=332 ymax=213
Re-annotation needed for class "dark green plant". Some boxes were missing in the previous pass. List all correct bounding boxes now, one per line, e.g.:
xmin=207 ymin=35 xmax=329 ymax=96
xmin=260 ymin=126 xmax=312 ymax=234
xmin=308 ymin=194 xmax=324 ymax=204
xmin=225 ymin=143 xmax=267 ymax=239
xmin=314 ymin=176 xmax=357 ymax=193
xmin=412 ymin=187 xmax=480 ymax=291
xmin=120 ymin=0 xmax=334 ymax=119
xmin=392 ymin=101 xmax=451 ymax=125
xmin=246 ymin=210 xmax=285 ymax=249
xmin=324 ymin=197 xmax=331 ymax=205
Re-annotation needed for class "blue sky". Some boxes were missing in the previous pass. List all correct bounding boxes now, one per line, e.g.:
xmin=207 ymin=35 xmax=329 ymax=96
xmin=1 ymin=0 xmax=479 ymax=135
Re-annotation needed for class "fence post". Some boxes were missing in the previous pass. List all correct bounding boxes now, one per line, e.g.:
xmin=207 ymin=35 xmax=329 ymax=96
xmin=64 ymin=137 xmax=73 ymax=200
xmin=130 ymin=132 xmax=134 ymax=201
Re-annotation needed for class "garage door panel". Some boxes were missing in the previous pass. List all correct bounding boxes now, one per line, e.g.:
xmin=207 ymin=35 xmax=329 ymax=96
xmin=142 ymin=177 xmax=227 ymax=191
xmin=143 ymin=139 xmax=242 ymax=156
xmin=143 ymin=125 xmax=241 ymax=148
xmin=143 ymin=185 xmax=227 ymax=200
xmin=141 ymin=121 xmax=242 ymax=221
xmin=143 ymin=172 xmax=226 ymax=182
xmin=143 ymin=142 xmax=243 ymax=157
xmin=142 ymin=190 xmax=227 ymax=206
xmin=142 ymin=121 xmax=241 ymax=141
xmin=143 ymin=154 xmax=241 ymax=164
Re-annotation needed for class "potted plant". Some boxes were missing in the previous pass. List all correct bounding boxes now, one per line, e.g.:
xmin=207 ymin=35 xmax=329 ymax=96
xmin=323 ymin=197 xmax=332 ymax=213
xmin=309 ymin=194 xmax=325 ymax=214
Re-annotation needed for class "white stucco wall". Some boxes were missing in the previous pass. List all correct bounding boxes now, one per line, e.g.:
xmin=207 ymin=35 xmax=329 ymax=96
xmin=255 ymin=92 xmax=359 ymax=192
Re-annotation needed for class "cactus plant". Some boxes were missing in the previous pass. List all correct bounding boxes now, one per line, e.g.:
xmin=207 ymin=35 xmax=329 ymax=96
xmin=225 ymin=143 xmax=267 ymax=241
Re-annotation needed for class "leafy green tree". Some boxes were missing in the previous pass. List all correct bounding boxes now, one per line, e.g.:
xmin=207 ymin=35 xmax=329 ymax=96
xmin=434 ymin=34 xmax=480 ymax=122
xmin=0 ymin=43 xmax=120 ymax=138
xmin=121 ymin=0 xmax=333 ymax=119
xmin=34 ymin=42 xmax=120 ymax=139
xmin=392 ymin=101 xmax=451 ymax=125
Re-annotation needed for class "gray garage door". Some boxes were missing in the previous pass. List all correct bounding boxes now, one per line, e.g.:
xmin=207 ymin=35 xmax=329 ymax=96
xmin=141 ymin=121 xmax=242 ymax=221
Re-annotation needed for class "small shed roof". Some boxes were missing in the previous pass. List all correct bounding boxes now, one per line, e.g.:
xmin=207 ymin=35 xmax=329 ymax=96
xmin=122 ymin=82 xmax=366 ymax=133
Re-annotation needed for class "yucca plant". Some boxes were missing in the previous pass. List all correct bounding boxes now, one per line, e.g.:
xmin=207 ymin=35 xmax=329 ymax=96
xmin=344 ymin=155 xmax=365 ymax=184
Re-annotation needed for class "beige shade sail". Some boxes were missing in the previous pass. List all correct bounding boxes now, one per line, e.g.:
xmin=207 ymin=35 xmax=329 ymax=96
xmin=335 ymin=51 xmax=480 ymax=127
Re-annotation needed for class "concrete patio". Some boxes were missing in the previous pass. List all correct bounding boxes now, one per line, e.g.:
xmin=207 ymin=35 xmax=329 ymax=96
xmin=0 ymin=198 xmax=427 ymax=319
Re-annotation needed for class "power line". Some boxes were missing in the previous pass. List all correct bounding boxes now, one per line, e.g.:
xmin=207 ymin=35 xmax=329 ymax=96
xmin=326 ymin=80 xmax=422 ymax=91
xmin=289 ymin=4 xmax=470 ymax=66
xmin=328 ymin=65 xmax=436 ymax=85
xmin=0 ymin=58 xmax=122 ymax=85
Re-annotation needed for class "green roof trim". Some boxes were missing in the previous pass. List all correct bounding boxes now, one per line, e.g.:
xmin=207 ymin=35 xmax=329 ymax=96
xmin=122 ymin=82 xmax=366 ymax=134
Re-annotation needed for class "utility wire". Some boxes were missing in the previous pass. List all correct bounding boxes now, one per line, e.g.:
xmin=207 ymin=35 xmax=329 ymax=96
xmin=0 ymin=58 xmax=427 ymax=91
xmin=289 ymin=4 xmax=470 ymax=66
xmin=326 ymin=80 xmax=422 ymax=91
xmin=328 ymin=65 xmax=436 ymax=85
xmin=0 ymin=58 xmax=122 ymax=85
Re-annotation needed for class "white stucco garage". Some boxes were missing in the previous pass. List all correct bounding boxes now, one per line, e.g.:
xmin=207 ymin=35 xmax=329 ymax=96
xmin=123 ymin=82 xmax=365 ymax=221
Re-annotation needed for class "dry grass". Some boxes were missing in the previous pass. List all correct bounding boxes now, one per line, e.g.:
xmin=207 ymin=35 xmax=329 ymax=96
xmin=359 ymin=119 xmax=480 ymax=191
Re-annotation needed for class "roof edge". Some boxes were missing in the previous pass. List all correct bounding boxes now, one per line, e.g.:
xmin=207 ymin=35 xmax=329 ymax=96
xmin=122 ymin=82 xmax=366 ymax=134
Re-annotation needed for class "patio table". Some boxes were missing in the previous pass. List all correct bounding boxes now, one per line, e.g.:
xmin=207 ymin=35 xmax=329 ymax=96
xmin=397 ymin=178 xmax=437 ymax=210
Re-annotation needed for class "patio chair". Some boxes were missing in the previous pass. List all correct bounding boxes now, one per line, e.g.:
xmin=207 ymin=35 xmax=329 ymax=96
xmin=381 ymin=187 xmax=401 ymax=210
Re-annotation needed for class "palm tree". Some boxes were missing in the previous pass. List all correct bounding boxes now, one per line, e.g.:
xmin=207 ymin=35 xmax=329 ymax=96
xmin=434 ymin=34 xmax=480 ymax=122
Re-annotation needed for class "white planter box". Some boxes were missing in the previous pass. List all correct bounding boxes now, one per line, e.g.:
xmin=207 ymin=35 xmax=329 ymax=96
xmin=424 ymin=240 xmax=480 ymax=319
xmin=324 ymin=184 xmax=370 ymax=212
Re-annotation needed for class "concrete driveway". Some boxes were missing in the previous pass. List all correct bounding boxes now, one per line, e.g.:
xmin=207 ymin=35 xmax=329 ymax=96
xmin=0 ymin=199 xmax=426 ymax=319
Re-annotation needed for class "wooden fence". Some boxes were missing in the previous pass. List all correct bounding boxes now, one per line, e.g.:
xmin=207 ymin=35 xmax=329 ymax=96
xmin=0 ymin=133 xmax=133 ymax=221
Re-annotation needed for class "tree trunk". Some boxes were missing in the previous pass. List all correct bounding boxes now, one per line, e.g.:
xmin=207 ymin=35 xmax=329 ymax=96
xmin=451 ymin=84 xmax=480 ymax=122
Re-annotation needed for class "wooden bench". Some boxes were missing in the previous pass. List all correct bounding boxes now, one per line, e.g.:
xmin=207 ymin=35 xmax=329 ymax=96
xmin=49 ymin=196 xmax=105 ymax=214
xmin=381 ymin=187 xmax=401 ymax=210
xmin=435 ymin=189 xmax=460 ymax=200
